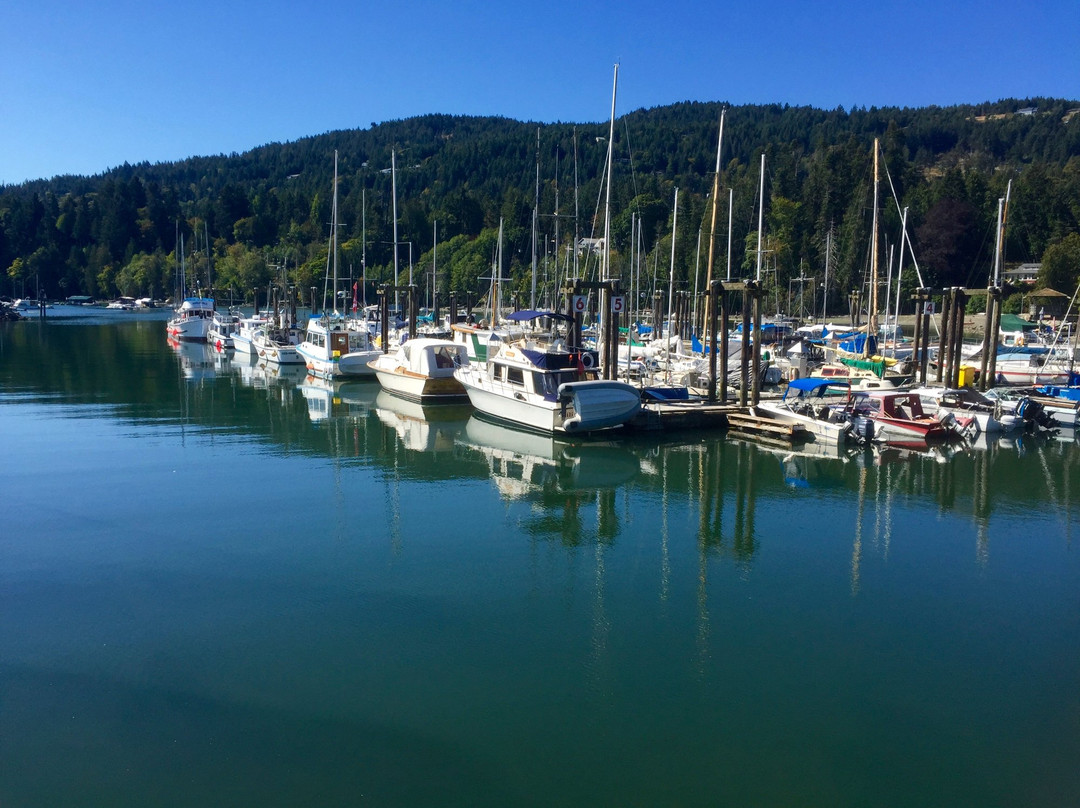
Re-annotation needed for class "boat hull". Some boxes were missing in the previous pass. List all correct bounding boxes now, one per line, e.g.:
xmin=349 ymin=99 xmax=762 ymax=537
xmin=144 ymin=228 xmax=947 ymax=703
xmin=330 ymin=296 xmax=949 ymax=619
xmin=374 ymin=367 xmax=467 ymax=403
xmin=754 ymin=402 xmax=853 ymax=446
xmin=456 ymin=369 xmax=640 ymax=434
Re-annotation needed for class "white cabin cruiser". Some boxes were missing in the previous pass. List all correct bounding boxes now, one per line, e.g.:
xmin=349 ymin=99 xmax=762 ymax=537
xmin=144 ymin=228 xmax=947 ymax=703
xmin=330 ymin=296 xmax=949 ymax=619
xmin=371 ymin=337 xmax=469 ymax=403
xmin=453 ymin=311 xmax=641 ymax=435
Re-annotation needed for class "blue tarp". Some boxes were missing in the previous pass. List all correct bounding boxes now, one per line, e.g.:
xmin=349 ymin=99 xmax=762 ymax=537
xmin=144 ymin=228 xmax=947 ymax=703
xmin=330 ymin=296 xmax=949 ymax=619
xmin=506 ymin=309 xmax=574 ymax=323
xmin=837 ymin=333 xmax=876 ymax=355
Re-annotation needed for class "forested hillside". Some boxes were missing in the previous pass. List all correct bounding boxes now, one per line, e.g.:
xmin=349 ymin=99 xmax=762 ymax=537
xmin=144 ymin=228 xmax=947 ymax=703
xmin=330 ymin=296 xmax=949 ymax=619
xmin=2 ymin=96 xmax=1079 ymax=314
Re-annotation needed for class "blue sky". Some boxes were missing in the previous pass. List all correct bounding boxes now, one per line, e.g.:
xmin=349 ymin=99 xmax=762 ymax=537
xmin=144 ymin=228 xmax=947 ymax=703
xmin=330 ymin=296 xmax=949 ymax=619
xmin=2 ymin=0 xmax=1077 ymax=185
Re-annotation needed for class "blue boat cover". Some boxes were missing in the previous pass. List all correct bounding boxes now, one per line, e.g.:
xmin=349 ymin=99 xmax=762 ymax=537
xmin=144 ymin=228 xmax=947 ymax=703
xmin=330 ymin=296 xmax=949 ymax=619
xmin=506 ymin=309 xmax=574 ymax=323
xmin=784 ymin=377 xmax=850 ymax=399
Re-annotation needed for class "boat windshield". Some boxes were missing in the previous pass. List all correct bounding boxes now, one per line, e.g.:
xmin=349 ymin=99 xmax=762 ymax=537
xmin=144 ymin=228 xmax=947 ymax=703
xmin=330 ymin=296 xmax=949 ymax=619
xmin=537 ymin=369 xmax=580 ymax=399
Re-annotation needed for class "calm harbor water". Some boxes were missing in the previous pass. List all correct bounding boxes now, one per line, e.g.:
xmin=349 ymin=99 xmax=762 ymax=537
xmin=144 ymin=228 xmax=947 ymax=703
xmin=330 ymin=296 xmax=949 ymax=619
xmin=2 ymin=308 xmax=1079 ymax=807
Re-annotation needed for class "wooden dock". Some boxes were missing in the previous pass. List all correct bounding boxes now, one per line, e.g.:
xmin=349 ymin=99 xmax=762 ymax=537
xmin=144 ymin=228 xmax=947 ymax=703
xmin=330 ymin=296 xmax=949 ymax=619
xmin=629 ymin=400 xmax=808 ymax=441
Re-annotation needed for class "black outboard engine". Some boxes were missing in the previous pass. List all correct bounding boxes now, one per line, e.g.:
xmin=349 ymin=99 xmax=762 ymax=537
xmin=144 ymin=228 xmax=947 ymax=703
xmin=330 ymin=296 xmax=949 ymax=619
xmin=1016 ymin=396 xmax=1057 ymax=430
xmin=851 ymin=415 xmax=875 ymax=444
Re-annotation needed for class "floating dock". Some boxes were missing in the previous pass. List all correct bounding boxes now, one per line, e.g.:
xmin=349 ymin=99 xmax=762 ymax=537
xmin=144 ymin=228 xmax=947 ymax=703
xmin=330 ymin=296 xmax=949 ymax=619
xmin=629 ymin=400 xmax=807 ymax=441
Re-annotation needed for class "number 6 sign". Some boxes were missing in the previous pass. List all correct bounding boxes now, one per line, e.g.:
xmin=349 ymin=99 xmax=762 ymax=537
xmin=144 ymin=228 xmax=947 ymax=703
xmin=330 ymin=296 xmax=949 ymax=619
xmin=572 ymin=295 xmax=588 ymax=313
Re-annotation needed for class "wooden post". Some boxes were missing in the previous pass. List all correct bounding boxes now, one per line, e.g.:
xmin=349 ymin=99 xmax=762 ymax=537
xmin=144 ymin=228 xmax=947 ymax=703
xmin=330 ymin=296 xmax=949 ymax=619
xmin=979 ymin=287 xmax=994 ymax=390
xmin=912 ymin=292 xmax=924 ymax=383
xmin=936 ymin=289 xmax=951 ymax=383
xmin=920 ymin=293 xmax=932 ymax=385
xmin=379 ymin=286 xmax=390 ymax=353
xmin=719 ymin=285 xmax=730 ymax=403
xmin=751 ymin=287 xmax=762 ymax=405
xmin=950 ymin=288 xmax=966 ymax=387
xmin=739 ymin=287 xmax=751 ymax=407
xmin=987 ymin=287 xmax=1002 ymax=388
xmin=707 ymin=282 xmax=719 ymax=402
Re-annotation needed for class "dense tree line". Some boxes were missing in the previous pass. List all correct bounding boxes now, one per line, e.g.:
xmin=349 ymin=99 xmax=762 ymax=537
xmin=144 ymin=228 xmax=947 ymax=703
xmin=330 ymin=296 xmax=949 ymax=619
xmin=2 ymin=97 xmax=1078 ymax=316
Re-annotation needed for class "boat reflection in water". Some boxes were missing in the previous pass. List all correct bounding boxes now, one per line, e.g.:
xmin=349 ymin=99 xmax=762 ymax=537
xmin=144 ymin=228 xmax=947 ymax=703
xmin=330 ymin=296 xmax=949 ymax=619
xmin=300 ymin=375 xmax=379 ymax=423
xmin=374 ymin=390 xmax=472 ymax=452
xmin=168 ymin=337 xmax=215 ymax=382
xmin=459 ymin=415 xmax=643 ymax=500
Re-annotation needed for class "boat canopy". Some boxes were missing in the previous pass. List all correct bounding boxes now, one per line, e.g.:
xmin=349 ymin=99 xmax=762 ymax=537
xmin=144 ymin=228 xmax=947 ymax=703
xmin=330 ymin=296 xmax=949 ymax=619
xmin=506 ymin=309 xmax=574 ymax=323
xmin=784 ymin=377 xmax=850 ymax=398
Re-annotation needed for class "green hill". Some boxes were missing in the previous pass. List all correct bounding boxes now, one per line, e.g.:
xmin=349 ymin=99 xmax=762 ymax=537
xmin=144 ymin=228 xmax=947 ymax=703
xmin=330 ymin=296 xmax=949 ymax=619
xmin=3 ymin=97 xmax=1078 ymax=309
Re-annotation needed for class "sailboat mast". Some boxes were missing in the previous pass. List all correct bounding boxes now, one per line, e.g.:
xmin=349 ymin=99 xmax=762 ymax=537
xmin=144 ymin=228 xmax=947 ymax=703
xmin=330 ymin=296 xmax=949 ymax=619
xmin=602 ymin=64 xmax=618 ymax=282
xmin=494 ymin=218 xmax=503 ymax=323
xmin=823 ymin=228 xmax=831 ymax=324
xmin=332 ymin=150 xmax=339 ymax=314
xmin=532 ymin=126 xmax=539 ymax=309
xmin=667 ymin=188 xmax=679 ymax=338
xmin=893 ymin=206 xmax=908 ymax=339
xmin=703 ymin=108 xmax=725 ymax=333
xmin=361 ymin=187 xmax=367 ymax=307
xmin=726 ymin=188 xmax=734 ymax=282
xmin=755 ymin=153 xmax=765 ymax=282
xmin=392 ymin=148 xmax=399 ymax=311
xmin=995 ymin=179 xmax=1012 ymax=287
xmin=868 ymin=138 xmax=880 ymax=356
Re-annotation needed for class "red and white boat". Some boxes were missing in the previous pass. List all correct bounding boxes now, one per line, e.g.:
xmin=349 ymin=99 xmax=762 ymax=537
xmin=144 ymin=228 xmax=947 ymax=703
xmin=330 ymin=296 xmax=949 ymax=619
xmin=848 ymin=390 xmax=962 ymax=443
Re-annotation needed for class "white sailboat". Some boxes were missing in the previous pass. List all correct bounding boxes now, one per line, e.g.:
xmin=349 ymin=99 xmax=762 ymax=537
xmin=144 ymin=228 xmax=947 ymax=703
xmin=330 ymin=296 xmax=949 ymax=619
xmin=297 ymin=151 xmax=380 ymax=378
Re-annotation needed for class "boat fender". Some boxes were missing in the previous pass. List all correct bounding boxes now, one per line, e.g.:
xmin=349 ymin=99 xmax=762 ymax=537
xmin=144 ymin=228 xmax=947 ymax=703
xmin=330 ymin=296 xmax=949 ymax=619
xmin=581 ymin=352 xmax=595 ymax=369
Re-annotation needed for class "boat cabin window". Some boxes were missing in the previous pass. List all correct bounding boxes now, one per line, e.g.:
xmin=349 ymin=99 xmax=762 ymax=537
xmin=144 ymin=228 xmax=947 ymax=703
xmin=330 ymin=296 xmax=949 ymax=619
xmin=433 ymin=347 xmax=456 ymax=368
xmin=506 ymin=367 xmax=525 ymax=387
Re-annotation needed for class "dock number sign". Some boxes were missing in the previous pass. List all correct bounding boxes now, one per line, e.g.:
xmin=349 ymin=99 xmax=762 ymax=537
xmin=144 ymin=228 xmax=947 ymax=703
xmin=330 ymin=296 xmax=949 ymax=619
xmin=572 ymin=295 xmax=588 ymax=313
xmin=610 ymin=295 xmax=625 ymax=313
xmin=923 ymin=301 xmax=935 ymax=315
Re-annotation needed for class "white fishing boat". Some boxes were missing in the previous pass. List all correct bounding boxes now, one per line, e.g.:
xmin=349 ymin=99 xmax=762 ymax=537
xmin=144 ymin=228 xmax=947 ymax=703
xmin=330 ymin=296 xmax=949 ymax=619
xmin=371 ymin=337 xmax=470 ymax=403
xmin=453 ymin=311 xmax=641 ymax=435
xmin=230 ymin=313 xmax=270 ymax=355
xmin=252 ymin=325 xmax=304 ymax=365
xmin=166 ymin=297 xmax=215 ymax=342
xmin=298 ymin=317 xmax=380 ymax=378
xmin=753 ymin=378 xmax=860 ymax=447
xmin=297 ymin=151 xmax=382 ymax=379
xmin=207 ymin=309 xmax=240 ymax=351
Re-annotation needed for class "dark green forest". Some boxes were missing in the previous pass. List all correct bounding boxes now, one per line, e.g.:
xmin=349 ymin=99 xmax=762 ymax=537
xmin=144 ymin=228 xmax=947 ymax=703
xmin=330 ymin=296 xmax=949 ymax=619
xmin=3 ymin=96 xmax=1079 ymax=315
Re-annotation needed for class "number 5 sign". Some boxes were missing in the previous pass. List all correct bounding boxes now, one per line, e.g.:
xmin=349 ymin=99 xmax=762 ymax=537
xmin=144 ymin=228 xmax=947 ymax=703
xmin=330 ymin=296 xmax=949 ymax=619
xmin=572 ymin=295 xmax=588 ymax=313
xmin=610 ymin=295 xmax=625 ymax=313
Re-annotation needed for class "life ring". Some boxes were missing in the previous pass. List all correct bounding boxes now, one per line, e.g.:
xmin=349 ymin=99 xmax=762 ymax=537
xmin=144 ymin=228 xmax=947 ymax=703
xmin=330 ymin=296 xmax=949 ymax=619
xmin=580 ymin=352 xmax=595 ymax=369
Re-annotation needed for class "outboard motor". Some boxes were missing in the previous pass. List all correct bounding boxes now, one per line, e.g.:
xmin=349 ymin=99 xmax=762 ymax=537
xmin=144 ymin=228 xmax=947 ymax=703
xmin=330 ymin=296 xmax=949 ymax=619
xmin=1016 ymin=396 xmax=1056 ymax=430
xmin=851 ymin=415 xmax=875 ymax=444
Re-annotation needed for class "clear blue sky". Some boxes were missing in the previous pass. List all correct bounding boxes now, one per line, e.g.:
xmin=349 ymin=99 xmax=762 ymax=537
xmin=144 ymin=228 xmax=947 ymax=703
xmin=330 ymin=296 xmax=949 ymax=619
xmin=2 ymin=0 xmax=1077 ymax=185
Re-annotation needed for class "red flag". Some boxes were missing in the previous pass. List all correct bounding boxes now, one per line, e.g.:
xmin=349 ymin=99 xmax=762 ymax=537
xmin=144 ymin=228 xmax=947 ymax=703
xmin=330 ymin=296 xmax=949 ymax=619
xmin=352 ymin=281 xmax=358 ymax=313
